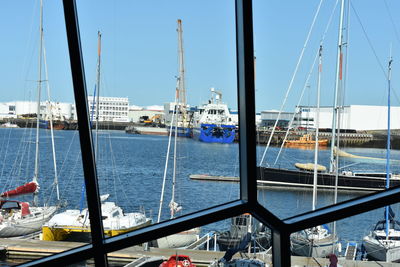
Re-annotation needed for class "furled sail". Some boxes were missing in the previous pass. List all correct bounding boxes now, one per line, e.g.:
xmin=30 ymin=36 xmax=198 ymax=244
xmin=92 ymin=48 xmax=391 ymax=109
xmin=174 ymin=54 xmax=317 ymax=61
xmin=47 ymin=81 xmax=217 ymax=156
xmin=334 ymin=147 xmax=400 ymax=164
xmin=1 ymin=181 xmax=39 ymax=198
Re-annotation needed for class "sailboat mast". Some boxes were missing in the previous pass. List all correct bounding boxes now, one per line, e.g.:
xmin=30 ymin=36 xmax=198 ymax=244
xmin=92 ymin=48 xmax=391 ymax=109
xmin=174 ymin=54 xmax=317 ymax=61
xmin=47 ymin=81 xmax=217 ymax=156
xmin=33 ymin=0 xmax=44 ymax=206
xmin=177 ymin=19 xmax=187 ymax=125
xmin=158 ymin=87 xmax=179 ymax=223
xmin=386 ymin=56 xmax=393 ymax=238
xmin=312 ymin=45 xmax=322 ymax=211
xmin=329 ymin=0 xmax=345 ymax=173
xmin=95 ymin=31 xmax=102 ymax=158
xmin=43 ymin=44 xmax=60 ymax=202
xmin=171 ymin=103 xmax=179 ymax=219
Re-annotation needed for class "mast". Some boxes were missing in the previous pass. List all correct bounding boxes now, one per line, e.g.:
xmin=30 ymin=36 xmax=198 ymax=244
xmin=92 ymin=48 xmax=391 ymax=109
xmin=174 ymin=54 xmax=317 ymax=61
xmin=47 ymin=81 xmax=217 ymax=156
xmin=312 ymin=45 xmax=322 ymax=211
xmin=33 ymin=0 xmax=44 ymax=206
xmin=170 ymin=100 xmax=179 ymax=219
xmin=43 ymin=41 xmax=60 ymax=202
xmin=386 ymin=55 xmax=393 ymax=238
xmin=329 ymin=0 xmax=345 ymax=173
xmin=95 ymin=31 xmax=102 ymax=158
xmin=177 ymin=19 xmax=187 ymax=127
xmin=158 ymin=87 xmax=179 ymax=223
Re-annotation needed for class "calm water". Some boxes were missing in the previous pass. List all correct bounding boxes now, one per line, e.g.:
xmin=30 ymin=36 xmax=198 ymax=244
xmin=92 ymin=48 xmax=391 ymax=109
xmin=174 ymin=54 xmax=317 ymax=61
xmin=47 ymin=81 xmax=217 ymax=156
xmin=0 ymin=128 xmax=398 ymax=251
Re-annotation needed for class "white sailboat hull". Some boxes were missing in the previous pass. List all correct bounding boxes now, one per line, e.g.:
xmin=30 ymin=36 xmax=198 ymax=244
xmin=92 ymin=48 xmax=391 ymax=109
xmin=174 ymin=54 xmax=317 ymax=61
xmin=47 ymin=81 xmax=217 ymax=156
xmin=0 ymin=206 xmax=56 ymax=237
xmin=156 ymin=228 xmax=200 ymax=248
xmin=363 ymin=235 xmax=400 ymax=262
xmin=42 ymin=200 xmax=151 ymax=241
xmin=291 ymin=229 xmax=339 ymax=258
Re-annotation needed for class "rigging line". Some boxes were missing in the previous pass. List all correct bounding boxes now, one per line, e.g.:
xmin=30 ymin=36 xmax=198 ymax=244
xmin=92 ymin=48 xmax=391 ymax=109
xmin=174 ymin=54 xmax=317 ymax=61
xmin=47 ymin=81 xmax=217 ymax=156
xmin=273 ymin=50 xmax=319 ymax=166
xmin=350 ymin=1 xmax=387 ymax=79
xmin=383 ymin=0 xmax=400 ymax=46
xmin=0 ymin=128 xmax=13 ymax=190
xmin=57 ymin=130 xmax=78 ymax=179
xmin=109 ymin=134 xmax=130 ymax=206
xmin=43 ymin=39 xmax=60 ymax=202
xmin=158 ymin=86 xmax=179 ymax=223
xmin=273 ymin=0 xmax=339 ymax=165
xmin=340 ymin=0 xmax=351 ymax=112
xmin=259 ymin=0 xmax=325 ymax=166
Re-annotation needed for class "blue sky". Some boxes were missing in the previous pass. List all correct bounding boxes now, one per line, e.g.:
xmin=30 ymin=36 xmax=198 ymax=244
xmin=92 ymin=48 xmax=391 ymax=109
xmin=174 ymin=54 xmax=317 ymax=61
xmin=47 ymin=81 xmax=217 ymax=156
xmin=1 ymin=1 xmax=400 ymax=113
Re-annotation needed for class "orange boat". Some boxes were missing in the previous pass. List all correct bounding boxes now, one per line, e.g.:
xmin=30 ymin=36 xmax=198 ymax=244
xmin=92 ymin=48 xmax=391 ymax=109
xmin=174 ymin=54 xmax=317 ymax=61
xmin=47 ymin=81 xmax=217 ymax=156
xmin=285 ymin=134 xmax=328 ymax=146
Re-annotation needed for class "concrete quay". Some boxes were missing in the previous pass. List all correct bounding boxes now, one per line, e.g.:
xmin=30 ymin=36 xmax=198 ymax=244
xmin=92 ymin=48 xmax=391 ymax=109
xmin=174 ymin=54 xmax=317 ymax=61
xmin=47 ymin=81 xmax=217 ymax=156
xmin=0 ymin=238 xmax=397 ymax=266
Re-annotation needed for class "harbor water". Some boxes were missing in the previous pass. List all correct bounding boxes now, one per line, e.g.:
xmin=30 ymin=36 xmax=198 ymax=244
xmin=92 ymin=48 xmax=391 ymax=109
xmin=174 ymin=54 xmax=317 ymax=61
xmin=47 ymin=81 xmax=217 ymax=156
xmin=0 ymin=128 xmax=399 ymax=259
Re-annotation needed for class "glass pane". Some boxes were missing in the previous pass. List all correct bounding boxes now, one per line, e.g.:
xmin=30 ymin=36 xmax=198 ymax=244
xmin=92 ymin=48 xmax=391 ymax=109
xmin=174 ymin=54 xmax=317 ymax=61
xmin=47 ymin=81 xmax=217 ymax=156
xmin=75 ymin=0 xmax=239 ymax=239
xmin=290 ymin=204 xmax=400 ymax=264
xmin=0 ymin=0 xmax=89 ymax=264
xmin=107 ymin=216 xmax=272 ymax=266
xmin=254 ymin=0 xmax=400 ymax=216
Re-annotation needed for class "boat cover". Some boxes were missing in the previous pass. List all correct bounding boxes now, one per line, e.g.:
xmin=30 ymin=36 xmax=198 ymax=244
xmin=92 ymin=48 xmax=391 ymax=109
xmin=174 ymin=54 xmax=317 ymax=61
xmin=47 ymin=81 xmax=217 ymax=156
xmin=1 ymin=181 xmax=39 ymax=198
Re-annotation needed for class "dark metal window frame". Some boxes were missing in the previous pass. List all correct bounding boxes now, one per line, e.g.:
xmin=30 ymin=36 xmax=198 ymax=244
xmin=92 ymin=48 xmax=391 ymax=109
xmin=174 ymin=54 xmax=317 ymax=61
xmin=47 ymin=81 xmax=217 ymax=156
xmin=21 ymin=1 xmax=400 ymax=266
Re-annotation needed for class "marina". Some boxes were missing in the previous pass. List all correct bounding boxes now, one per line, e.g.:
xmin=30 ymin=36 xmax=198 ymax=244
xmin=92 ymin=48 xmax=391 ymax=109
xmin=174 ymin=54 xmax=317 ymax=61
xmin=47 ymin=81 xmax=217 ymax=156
xmin=0 ymin=238 xmax=399 ymax=266
xmin=0 ymin=128 xmax=398 ymax=264
xmin=2 ymin=0 xmax=400 ymax=264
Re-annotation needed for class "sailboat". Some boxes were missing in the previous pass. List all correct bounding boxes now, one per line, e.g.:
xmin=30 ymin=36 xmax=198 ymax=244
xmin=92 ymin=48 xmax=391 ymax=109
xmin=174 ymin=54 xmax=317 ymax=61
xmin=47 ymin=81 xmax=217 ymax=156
xmin=217 ymin=214 xmax=271 ymax=252
xmin=362 ymin=57 xmax=400 ymax=262
xmin=42 ymin=31 xmax=151 ymax=241
xmin=0 ymin=0 xmax=58 ymax=237
xmin=290 ymin=46 xmax=340 ymax=258
xmin=154 ymin=51 xmax=200 ymax=248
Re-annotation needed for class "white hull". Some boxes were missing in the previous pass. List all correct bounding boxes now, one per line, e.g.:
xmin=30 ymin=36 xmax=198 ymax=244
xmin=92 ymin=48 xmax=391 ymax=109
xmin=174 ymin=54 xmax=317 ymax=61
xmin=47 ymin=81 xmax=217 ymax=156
xmin=0 ymin=206 xmax=56 ymax=237
xmin=363 ymin=235 xmax=400 ymax=262
xmin=156 ymin=228 xmax=200 ymax=248
xmin=43 ymin=199 xmax=151 ymax=241
xmin=291 ymin=229 xmax=339 ymax=258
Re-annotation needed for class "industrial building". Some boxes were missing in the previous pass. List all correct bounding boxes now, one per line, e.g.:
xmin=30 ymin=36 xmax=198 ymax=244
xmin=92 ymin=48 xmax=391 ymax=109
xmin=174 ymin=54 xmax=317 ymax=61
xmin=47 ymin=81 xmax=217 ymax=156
xmin=296 ymin=105 xmax=400 ymax=131
xmin=0 ymin=101 xmax=76 ymax=120
xmin=128 ymin=105 xmax=164 ymax=124
xmin=87 ymin=96 xmax=129 ymax=122
xmin=260 ymin=105 xmax=400 ymax=131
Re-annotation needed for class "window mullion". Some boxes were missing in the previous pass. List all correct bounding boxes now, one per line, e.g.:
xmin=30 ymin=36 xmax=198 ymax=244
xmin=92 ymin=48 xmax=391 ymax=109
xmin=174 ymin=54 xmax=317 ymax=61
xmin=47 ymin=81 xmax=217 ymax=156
xmin=62 ymin=1 xmax=107 ymax=266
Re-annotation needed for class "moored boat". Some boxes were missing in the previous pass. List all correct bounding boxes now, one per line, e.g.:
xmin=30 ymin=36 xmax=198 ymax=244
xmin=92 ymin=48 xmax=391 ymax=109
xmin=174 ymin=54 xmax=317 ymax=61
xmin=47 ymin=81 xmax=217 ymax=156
xmin=363 ymin=209 xmax=400 ymax=262
xmin=285 ymin=134 xmax=328 ymax=146
xmin=257 ymin=166 xmax=400 ymax=191
xmin=291 ymin=225 xmax=340 ymax=258
xmin=192 ymin=88 xmax=236 ymax=144
xmin=0 ymin=0 xmax=60 ymax=238
xmin=42 ymin=194 xmax=151 ymax=241
xmin=0 ymin=122 xmax=19 ymax=128
xmin=217 ymin=214 xmax=271 ymax=252
xmin=362 ymin=56 xmax=400 ymax=262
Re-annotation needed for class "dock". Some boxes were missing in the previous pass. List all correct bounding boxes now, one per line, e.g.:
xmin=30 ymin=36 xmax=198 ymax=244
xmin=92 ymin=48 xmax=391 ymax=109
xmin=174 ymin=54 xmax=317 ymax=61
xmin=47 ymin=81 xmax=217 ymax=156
xmin=0 ymin=238 xmax=397 ymax=266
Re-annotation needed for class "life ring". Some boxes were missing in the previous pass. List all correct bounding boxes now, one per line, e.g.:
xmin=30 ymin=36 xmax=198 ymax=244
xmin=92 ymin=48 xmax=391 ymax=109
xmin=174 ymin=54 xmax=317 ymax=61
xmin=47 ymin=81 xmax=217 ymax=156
xmin=182 ymin=260 xmax=190 ymax=267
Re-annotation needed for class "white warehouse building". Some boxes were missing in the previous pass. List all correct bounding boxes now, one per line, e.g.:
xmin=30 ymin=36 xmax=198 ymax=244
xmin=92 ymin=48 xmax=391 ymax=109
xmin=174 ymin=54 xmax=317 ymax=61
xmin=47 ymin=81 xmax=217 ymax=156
xmin=0 ymin=101 xmax=76 ymax=120
xmin=88 ymin=96 xmax=129 ymax=122
xmin=296 ymin=105 xmax=400 ymax=131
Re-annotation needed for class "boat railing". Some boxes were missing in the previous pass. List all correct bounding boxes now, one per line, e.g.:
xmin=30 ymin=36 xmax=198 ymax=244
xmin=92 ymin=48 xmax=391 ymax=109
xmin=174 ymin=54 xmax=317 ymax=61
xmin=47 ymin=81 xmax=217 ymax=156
xmin=185 ymin=231 xmax=217 ymax=251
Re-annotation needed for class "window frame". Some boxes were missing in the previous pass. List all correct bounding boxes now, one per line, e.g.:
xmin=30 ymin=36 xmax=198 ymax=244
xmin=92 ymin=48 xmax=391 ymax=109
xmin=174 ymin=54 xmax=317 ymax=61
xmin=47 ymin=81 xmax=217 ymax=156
xmin=22 ymin=1 xmax=400 ymax=266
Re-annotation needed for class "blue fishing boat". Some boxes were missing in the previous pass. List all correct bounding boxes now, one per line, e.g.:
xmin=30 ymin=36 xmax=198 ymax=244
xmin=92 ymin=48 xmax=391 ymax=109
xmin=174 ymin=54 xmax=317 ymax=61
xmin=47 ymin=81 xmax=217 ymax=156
xmin=192 ymin=88 xmax=236 ymax=144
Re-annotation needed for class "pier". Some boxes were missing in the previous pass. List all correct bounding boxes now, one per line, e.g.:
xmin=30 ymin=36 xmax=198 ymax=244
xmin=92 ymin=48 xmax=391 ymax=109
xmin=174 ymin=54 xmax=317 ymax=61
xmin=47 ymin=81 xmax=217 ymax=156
xmin=0 ymin=238 xmax=397 ymax=266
